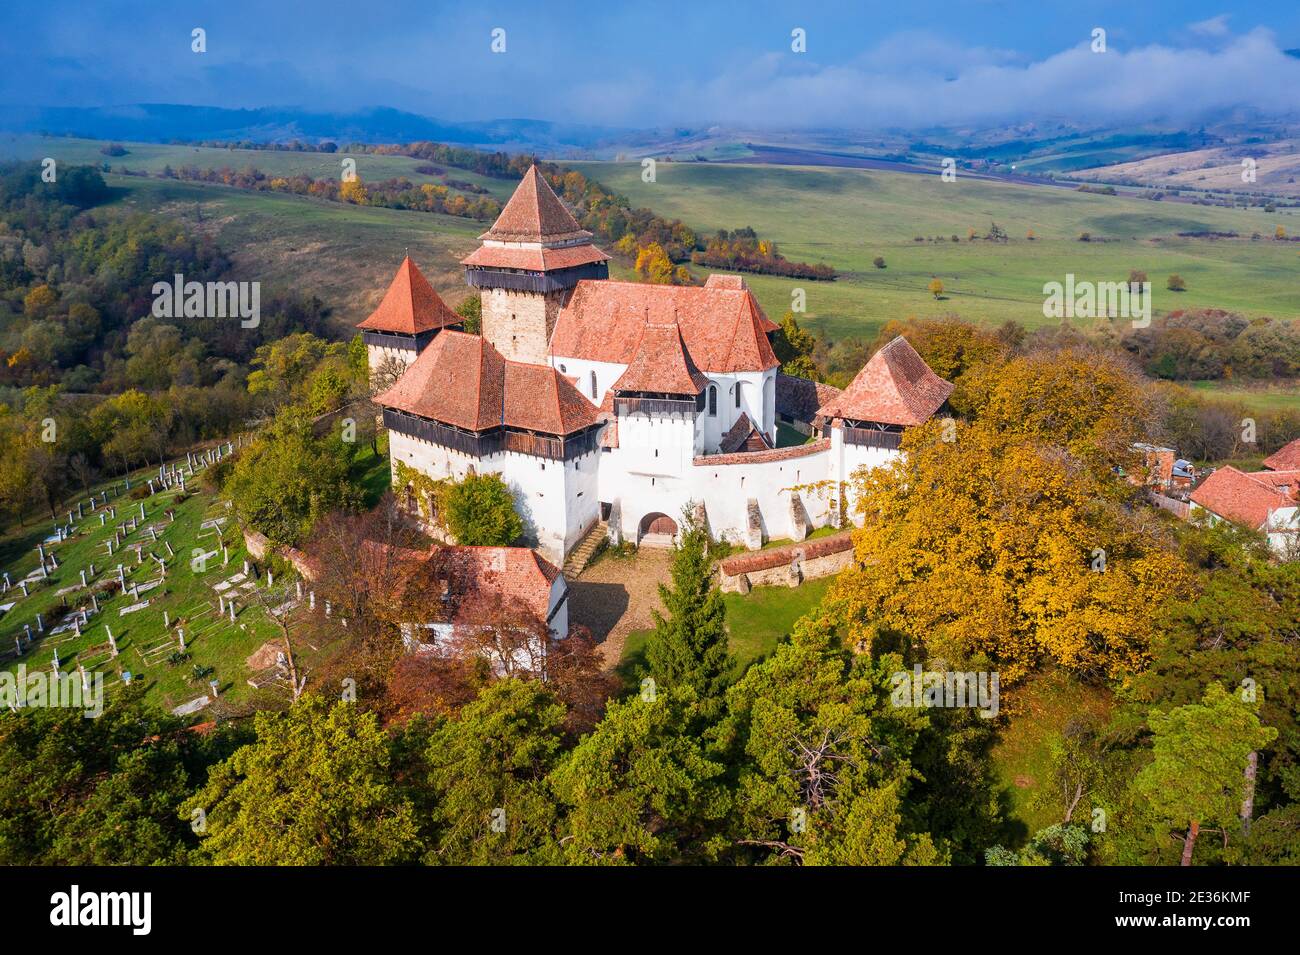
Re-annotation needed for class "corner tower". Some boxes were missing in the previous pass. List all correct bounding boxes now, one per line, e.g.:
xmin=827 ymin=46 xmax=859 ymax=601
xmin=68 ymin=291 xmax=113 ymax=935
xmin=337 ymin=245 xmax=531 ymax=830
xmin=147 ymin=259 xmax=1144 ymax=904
xmin=461 ymin=165 xmax=608 ymax=364
xmin=357 ymin=256 xmax=463 ymax=383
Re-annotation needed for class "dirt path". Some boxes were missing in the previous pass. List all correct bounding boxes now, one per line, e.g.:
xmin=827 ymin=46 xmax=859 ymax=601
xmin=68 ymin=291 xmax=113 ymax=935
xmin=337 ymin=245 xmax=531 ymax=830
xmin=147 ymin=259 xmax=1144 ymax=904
xmin=566 ymin=549 xmax=672 ymax=669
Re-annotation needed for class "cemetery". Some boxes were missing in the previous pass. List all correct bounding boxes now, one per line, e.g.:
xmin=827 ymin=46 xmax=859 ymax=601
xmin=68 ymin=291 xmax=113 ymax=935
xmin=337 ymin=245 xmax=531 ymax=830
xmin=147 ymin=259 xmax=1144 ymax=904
xmin=0 ymin=443 xmax=341 ymax=716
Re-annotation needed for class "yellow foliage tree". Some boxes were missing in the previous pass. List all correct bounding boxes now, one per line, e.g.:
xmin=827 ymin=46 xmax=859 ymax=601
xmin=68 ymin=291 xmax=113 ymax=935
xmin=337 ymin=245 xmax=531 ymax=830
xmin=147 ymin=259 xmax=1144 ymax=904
xmin=339 ymin=178 xmax=368 ymax=204
xmin=928 ymin=278 xmax=944 ymax=299
xmin=830 ymin=419 xmax=1192 ymax=684
xmin=634 ymin=242 xmax=675 ymax=285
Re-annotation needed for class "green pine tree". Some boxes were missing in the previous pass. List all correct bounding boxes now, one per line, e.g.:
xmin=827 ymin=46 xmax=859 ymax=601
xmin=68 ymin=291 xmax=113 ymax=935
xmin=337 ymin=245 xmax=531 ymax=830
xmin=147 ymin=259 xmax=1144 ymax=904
xmin=642 ymin=508 xmax=730 ymax=715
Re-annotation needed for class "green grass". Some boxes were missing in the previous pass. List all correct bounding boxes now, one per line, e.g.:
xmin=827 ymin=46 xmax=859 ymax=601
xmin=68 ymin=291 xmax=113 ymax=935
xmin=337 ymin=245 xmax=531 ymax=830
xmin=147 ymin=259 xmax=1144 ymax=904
xmin=617 ymin=576 xmax=834 ymax=687
xmin=0 ymin=134 xmax=519 ymax=201
xmin=569 ymin=161 xmax=1300 ymax=341
xmin=1188 ymin=379 xmax=1300 ymax=414
xmin=96 ymin=173 xmax=484 ymax=336
xmin=990 ymin=670 xmax=1115 ymax=842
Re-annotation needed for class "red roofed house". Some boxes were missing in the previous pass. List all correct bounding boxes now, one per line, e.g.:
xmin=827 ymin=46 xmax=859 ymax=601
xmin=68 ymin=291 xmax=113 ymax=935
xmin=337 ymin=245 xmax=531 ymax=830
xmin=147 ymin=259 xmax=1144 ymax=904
xmin=1263 ymin=437 xmax=1300 ymax=473
xmin=1190 ymin=465 xmax=1299 ymax=558
xmin=364 ymin=165 xmax=953 ymax=561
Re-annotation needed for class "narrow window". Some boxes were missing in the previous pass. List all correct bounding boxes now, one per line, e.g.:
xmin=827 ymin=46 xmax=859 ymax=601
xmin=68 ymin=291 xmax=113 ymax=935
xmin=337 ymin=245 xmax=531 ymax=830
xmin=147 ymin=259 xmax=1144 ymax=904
xmin=590 ymin=371 xmax=597 ymax=399
xmin=734 ymin=386 xmax=741 ymax=408
xmin=708 ymin=385 xmax=717 ymax=416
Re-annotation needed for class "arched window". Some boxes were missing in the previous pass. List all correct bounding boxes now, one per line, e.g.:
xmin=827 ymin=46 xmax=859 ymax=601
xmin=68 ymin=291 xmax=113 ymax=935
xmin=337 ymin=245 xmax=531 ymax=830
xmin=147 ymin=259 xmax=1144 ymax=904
xmin=734 ymin=383 xmax=742 ymax=408
xmin=708 ymin=384 xmax=717 ymax=416
xmin=589 ymin=371 xmax=598 ymax=399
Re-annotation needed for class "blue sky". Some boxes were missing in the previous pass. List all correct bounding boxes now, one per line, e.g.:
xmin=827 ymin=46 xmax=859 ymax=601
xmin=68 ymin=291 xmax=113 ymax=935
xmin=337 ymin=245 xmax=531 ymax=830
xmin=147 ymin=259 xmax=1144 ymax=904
xmin=3 ymin=1 xmax=1298 ymax=128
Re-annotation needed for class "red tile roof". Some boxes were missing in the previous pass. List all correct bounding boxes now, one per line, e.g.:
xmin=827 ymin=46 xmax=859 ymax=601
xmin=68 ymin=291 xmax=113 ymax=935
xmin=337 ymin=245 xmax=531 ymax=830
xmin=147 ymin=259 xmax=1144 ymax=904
xmin=374 ymin=330 xmax=599 ymax=436
xmin=551 ymin=279 xmax=779 ymax=373
xmin=460 ymin=243 xmax=609 ymax=272
xmin=776 ymin=373 xmax=841 ymax=423
xmin=1263 ymin=438 xmax=1300 ymax=472
xmin=612 ymin=320 xmax=709 ymax=395
xmin=694 ymin=438 xmax=830 ymax=467
xmin=718 ymin=412 xmax=773 ymax=453
xmin=704 ymin=274 xmax=780 ymax=331
xmin=479 ymin=165 xmax=591 ymax=244
xmin=360 ymin=540 xmax=560 ymax=625
xmin=356 ymin=256 xmax=462 ymax=335
xmin=439 ymin=546 xmax=561 ymax=624
xmin=720 ymin=530 xmax=853 ymax=576
xmin=818 ymin=336 xmax=953 ymax=426
xmin=1190 ymin=466 xmax=1297 ymax=530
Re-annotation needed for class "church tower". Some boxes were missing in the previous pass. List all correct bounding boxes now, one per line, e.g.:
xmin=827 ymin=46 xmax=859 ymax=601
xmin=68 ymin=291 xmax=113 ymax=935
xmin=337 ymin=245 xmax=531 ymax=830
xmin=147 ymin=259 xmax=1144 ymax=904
xmin=461 ymin=166 xmax=608 ymax=364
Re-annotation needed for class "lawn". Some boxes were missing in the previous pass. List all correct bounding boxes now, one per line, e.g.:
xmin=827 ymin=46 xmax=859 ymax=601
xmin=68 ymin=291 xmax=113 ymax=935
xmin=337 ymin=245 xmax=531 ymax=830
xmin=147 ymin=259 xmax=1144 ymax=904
xmin=569 ymin=160 xmax=1300 ymax=341
xmin=989 ymin=669 xmax=1115 ymax=844
xmin=617 ymin=576 xmax=834 ymax=687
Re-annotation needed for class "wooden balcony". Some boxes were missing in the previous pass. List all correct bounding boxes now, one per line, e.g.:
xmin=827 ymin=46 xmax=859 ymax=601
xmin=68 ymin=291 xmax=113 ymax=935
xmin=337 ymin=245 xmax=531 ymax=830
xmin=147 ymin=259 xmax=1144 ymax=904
xmin=842 ymin=426 xmax=903 ymax=450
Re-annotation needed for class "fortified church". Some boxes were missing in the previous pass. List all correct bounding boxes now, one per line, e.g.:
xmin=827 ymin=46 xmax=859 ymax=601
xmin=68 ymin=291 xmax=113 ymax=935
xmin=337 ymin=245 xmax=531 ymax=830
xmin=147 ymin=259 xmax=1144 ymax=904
xmin=359 ymin=166 xmax=954 ymax=564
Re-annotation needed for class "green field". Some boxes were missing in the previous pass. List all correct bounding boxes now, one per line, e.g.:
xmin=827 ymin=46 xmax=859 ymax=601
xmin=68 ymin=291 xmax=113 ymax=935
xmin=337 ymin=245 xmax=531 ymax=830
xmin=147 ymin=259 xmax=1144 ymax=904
xmin=1189 ymin=379 xmax=1300 ymax=414
xmin=0 ymin=134 xmax=518 ymax=200
xmin=617 ymin=576 xmax=834 ymax=687
xmin=570 ymin=161 xmax=1300 ymax=341
xmin=100 ymin=174 xmax=485 ymax=333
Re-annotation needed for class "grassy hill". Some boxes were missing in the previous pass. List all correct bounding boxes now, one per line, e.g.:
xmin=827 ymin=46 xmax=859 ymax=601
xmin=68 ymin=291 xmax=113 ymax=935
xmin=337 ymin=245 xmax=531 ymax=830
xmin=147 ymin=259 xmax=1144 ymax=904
xmin=569 ymin=161 xmax=1300 ymax=342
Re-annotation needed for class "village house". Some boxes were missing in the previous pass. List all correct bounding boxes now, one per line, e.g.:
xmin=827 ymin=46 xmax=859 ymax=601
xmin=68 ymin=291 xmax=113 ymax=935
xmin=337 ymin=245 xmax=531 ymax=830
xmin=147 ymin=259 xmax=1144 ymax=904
xmin=361 ymin=165 xmax=954 ymax=565
xmin=1189 ymin=464 xmax=1300 ymax=558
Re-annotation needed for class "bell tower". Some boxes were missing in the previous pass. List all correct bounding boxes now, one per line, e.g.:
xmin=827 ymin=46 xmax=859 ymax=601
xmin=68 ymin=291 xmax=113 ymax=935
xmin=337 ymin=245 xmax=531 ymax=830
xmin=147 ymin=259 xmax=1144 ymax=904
xmin=461 ymin=165 xmax=608 ymax=364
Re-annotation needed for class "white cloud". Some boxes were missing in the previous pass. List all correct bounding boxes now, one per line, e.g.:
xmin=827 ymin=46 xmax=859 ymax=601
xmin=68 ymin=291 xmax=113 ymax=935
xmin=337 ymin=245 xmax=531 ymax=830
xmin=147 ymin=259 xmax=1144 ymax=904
xmin=603 ymin=27 xmax=1300 ymax=129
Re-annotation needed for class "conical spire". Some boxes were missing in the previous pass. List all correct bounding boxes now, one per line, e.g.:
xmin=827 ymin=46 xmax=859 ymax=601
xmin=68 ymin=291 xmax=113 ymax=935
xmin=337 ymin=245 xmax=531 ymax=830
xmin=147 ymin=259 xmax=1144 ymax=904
xmin=480 ymin=165 xmax=590 ymax=244
xmin=357 ymin=256 xmax=462 ymax=334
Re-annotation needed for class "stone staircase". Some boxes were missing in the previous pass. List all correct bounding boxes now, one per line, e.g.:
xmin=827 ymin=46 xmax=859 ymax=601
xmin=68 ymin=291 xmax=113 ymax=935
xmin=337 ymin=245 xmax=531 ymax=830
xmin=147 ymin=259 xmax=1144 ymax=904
xmin=562 ymin=521 xmax=608 ymax=580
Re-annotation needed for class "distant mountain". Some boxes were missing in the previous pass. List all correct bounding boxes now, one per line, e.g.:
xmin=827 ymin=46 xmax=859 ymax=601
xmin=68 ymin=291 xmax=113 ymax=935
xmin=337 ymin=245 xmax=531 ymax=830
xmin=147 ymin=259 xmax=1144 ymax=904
xmin=0 ymin=103 xmax=636 ymax=154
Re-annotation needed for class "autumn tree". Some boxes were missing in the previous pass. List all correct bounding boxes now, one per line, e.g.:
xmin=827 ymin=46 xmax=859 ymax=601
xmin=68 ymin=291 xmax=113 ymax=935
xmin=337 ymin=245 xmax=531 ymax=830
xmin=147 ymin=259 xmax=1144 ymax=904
xmin=833 ymin=419 xmax=1192 ymax=684
xmin=928 ymin=278 xmax=944 ymax=299
xmin=634 ymin=242 xmax=676 ymax=285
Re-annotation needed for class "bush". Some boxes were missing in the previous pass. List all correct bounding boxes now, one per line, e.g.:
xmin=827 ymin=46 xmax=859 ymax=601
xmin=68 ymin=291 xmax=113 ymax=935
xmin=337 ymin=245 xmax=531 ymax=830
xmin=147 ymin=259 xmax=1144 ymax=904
xmin=444 ymin=472 xmax=523 ymax=546
xmin=1167 ymin=274 xmax=1186 ymax=292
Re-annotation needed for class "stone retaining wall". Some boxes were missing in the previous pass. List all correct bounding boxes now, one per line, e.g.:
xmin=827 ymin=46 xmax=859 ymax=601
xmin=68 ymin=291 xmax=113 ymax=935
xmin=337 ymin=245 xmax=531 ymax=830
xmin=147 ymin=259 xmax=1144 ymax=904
xmin=718 ymin=530 xmax=855 ymax=593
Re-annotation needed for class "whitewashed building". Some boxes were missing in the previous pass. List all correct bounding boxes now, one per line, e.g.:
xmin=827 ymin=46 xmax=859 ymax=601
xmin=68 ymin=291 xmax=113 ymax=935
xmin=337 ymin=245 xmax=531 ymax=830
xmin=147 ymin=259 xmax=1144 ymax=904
xmin=363 ymin=166 xmax=955 ymax=564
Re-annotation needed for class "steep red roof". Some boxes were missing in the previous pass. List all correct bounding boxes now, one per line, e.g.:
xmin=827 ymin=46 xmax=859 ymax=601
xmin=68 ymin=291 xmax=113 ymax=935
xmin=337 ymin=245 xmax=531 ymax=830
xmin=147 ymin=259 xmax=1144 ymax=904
xmin=479 ymin=165 xmax=590 ymax=244
xmin=356 ymin=257 xmax=462 ymax=335
xmin=374 ymin=330 xmax=598 ymax=436
xmin=551 ymin=279 xmax=779 ymax=373
xmin=1190 ymin=466 xmax=1297 ymax=530
xmin=1263 ymin=438 xmax=1300 ymax=472
xmin=460 ymin=243 xmax=609 ymax=271
xmin=439 ymin=546 xmax=561 ymax=624
xmin=818 ymin=336 xmax=953 ymax=426
xmin=776 ymin=373 xmax=841 ymax=424
xmin=704 ymin=274 xmax=780 ymax=331
xmin=718 ymin=412 xmax=773 ymax=453
xmin=612 ymin=320 xmax=709 ymax=395
xmin=503 ymin=360 xmax=602 ymax=434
